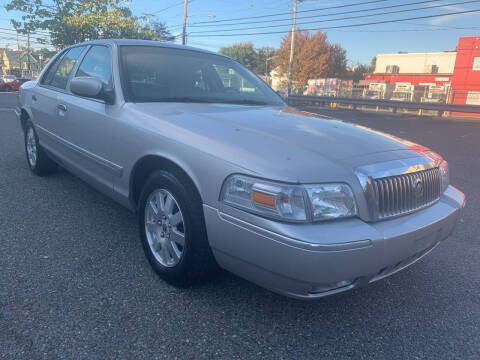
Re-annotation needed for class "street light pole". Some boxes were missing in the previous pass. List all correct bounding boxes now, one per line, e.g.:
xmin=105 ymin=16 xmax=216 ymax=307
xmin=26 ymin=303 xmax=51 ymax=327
xmin=287 ymin=0 xmax=299 ymax=95
xmin=182 ymin=0 xmax=188 ymax=45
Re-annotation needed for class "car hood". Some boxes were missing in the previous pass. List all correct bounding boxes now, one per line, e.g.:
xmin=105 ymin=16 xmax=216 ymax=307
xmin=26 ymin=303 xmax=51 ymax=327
xmin=126 ymin=103 xmax=429 ymax=182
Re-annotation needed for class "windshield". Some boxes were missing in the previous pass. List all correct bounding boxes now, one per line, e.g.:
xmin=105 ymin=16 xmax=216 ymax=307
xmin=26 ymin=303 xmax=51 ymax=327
xmin=364 ymin=90 xmax=379 ymax=97
xmin=120 ymin=46 xmax=284 ymax=106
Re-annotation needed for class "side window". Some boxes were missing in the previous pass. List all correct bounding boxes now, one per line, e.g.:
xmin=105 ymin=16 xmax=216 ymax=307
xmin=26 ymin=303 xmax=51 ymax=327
xmin=48 ymin=46 xmax=85 ymax=89
xmin=41 ymin=52 xmax=65 ymax=85
xmin=75 ymin=46 xmax=112 ymax=87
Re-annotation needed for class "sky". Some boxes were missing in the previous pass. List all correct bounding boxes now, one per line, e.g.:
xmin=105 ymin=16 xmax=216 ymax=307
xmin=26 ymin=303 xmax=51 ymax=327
xmin=1 ymin=0 xmax=480 ymax=64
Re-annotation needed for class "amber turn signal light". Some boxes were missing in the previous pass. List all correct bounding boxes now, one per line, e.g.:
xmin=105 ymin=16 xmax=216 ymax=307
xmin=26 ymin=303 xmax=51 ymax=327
xmin=251 ymin=190 xmax=276 ymax=208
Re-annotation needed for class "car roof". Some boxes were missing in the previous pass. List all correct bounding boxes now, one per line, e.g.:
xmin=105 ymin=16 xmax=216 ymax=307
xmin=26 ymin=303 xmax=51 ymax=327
xmin=66 ymin=39 xmax=225 ymax=58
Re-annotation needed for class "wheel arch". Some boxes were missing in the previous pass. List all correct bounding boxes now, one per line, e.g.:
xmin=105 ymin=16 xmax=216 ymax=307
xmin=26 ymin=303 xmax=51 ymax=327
xmin=20 ymin=107 xmax=32 ymax=132
xmin=129 ymin=154 xmax=203 ymax=211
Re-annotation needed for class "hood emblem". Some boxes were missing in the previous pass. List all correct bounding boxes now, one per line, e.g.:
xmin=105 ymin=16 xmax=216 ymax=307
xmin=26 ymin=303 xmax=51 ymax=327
xmin=413 ymin=177 xmax=424 ymax=199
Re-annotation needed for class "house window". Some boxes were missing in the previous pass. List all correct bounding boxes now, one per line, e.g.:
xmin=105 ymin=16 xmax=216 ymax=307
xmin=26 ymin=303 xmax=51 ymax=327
xmin=473 ymin=57 xmax=480 ymax=71
xmin=466 ymin=91 xmax=480 ymax=105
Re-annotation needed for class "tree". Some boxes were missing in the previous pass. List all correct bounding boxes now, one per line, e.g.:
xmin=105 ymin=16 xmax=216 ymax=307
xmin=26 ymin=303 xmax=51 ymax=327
xmin=218 ymin=42 xmax=258 ymax=71
xmin=6 ymin=0 xmax=81 ymax=49
xmin=64 ymin=0 xmax=156 ymax=42
xmin=36 ymin=47 xmax=56 ymax=61
xmin=370 ymin=56 xmax=377 ymax=72
xmin=274 ymin=29 xmax=348 ymax=89
xmin=348 ymin=63 xmax=373 ymax=81
xmin=139 ymin=21 xmax=176 ymax=42
xmin=254 ymin=46 xmax=275 ymax=76
xmin=330 ymin=43 xmax=347 ymax=78
xmin=5 ymin=0 xmax=174 ymax=49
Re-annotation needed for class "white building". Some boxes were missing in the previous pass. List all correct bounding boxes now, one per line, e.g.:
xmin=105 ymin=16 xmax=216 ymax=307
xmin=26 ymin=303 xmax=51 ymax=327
xmin=374 ymin=52 xmax=457 ymax=75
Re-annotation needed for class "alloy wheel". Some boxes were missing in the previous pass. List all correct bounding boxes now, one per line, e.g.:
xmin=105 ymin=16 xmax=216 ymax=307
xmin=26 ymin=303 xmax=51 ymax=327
xmin=144 ymin=189 xmax=186 ymax=267
xmin=26 ymin=127 xmax=38 ymax=167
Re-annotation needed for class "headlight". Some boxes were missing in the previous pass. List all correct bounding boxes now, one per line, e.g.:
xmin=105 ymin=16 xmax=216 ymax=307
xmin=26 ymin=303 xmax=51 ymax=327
xmin=305 ymin=184 xmax=357 ymax=221
xmin=439 ymin=160 xmax=449 ymax=192
xmin=220 ymin=174 xmax=357 ymax=222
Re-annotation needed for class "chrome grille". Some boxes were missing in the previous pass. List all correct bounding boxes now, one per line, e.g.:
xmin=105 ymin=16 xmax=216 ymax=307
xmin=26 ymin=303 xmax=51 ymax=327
xmin=372 ymin=167 xmax=441 ymax=219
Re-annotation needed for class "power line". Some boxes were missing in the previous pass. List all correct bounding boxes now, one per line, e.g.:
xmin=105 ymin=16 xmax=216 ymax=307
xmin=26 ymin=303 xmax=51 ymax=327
xmin=152 ymin=0 xmax=188 ymax=15
xmin=403 ymin=21 xmax=480 ymax=29
xmin=0 ymin=29 xmax=49 ymax=40
xmin=187 ymin=8 xmax=480 ymax=37
xmin=187 ymin=0 xmax=480 ymax=34
xmin=0 ymin=27 xmax=50 ymax=37
xmin=324 ymin=26 xmax=480 ymax=32
xmin=179 ymin=0 xmax=446 ymax=29
xmin=180 ymin=0 xmax=390 ymax=26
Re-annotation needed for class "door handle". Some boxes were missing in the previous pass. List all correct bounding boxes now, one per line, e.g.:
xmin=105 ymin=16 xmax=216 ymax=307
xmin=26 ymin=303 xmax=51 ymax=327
xmin=57 ymin=104 xmax=68 ymax=112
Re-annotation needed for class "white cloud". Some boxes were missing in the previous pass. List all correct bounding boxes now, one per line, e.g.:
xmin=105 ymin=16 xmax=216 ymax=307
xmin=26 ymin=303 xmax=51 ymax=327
xmin=430 ymin=5 xmax=469 ymax=25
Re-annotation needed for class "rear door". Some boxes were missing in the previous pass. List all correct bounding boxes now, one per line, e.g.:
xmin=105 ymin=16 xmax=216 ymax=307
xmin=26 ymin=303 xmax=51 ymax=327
xmin=31 ymin=46 xmax=86 ymax=154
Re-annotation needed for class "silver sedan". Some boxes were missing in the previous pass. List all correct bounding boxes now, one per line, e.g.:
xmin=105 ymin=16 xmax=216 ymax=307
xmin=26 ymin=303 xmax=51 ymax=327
xmin=17 ymin=40 xmax=465 ymax=299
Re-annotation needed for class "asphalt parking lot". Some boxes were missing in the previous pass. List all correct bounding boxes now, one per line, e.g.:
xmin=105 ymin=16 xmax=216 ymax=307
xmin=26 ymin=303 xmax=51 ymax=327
xmin=1 ymin=93 xmax=479 ymax=359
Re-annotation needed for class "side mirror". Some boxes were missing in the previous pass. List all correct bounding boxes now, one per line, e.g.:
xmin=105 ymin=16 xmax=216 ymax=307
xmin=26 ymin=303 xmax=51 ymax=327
xmin=70 ymin=76 xmax=114 ymax=104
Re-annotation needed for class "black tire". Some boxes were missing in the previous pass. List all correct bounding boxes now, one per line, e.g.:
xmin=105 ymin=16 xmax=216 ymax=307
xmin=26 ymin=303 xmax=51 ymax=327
xmin=138 ymin=169 xmax=217 ymax=287
xmin=24 ymin=121 xmax=57 ymax=176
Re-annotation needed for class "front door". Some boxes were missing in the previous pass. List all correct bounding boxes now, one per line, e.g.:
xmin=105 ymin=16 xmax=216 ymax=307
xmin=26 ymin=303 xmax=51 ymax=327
xmin=53 ymin=45 xmax=118 ymax=195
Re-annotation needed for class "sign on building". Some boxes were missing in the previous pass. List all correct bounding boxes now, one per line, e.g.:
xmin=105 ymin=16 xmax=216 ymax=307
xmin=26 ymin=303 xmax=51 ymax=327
xmin=466 ymin=91 xmax=480 ymax=105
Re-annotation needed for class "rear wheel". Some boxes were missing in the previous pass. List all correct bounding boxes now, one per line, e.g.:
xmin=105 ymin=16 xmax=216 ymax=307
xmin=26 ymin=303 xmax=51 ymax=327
xmin=138 ymin=170 xmax=216 ymax=287
xmin=24 ymin=122 xmax=57 ymax=176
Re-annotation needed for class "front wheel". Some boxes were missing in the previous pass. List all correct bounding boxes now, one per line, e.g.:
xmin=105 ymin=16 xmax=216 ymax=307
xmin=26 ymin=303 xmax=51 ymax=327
xmin=138 ymin=170 xmax=216 ymax=287
xmin=24 ymin=122 xmax=57 ymax=176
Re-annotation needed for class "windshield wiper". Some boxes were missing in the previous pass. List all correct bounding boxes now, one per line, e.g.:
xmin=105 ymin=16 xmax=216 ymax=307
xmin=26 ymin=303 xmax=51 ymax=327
xmin=140 ymin=97 xmax=213 ymax=103
xmin=221 ymin=99 xmax=268 ymax=106
xmin=139 ymin=97 xmax=269 ymax=106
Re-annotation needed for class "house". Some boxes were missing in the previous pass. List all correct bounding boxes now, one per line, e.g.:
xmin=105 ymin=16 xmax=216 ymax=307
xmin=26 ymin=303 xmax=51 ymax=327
xmin=0 ymin=48 xmax=44 ymax=78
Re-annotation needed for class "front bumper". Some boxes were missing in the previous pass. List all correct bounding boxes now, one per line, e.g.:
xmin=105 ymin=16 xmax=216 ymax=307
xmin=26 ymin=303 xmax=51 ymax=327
xmin=204 ymin=186 xmax=465 ymax=299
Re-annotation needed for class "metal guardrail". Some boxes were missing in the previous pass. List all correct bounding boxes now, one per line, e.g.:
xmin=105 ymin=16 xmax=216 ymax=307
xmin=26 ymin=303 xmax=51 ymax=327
xmin=287 ymin=95 xmax=480 ymax=114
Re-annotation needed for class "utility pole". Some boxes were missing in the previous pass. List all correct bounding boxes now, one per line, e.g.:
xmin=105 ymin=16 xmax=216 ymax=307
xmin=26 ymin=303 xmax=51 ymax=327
xmin=182 ymin=0 xmax=188 ymax=45
xmin=265 ymin=54 xmax=272 ymax=85
xmin=265 ymin=55 xmax=269 ymax=79
xmin=143 ymin=13 xmax=155 ymax=30
xmin=27 ymin=31 xmax=31 ymax=78
xmin=16 ymin=31 xmax=21 ymax=75
xmin=287 ymin=0 xmax=299 ymax=95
